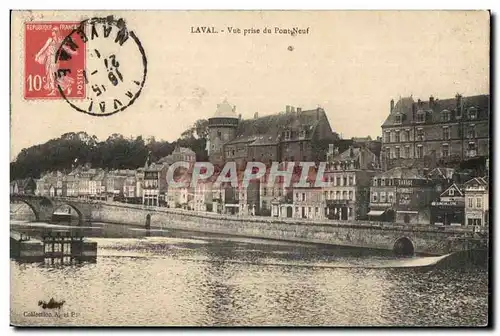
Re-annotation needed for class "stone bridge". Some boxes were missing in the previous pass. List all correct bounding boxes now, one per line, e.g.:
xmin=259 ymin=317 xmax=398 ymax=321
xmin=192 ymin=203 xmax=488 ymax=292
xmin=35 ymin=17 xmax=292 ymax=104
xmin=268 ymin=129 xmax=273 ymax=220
xmin=10 ymin=196 xmax=488 ymax=255
xmin=10 ymin=194 xmax=94 ymax=225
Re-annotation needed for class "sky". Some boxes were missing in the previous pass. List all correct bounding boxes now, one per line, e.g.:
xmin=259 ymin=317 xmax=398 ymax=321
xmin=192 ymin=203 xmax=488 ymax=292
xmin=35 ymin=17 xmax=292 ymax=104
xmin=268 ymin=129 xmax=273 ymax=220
xmin=10 ymin=10 xmax=490 ymax=161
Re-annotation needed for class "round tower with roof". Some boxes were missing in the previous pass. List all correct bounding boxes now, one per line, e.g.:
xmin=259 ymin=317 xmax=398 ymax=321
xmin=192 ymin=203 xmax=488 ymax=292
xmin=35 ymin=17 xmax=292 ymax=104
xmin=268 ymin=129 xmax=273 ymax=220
xmin=207 ymin=99 xmax=239 ymax=164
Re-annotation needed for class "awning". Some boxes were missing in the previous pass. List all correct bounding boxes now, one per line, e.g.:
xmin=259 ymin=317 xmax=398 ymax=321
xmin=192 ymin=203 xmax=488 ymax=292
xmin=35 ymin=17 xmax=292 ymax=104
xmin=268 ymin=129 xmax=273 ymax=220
xmin=397 ymin=210 xmax=418 ymax=214
xmin=224 ymin=204 xmax=240 ymax=208
xmin=367 ymin=210 xmax=386 ymax=216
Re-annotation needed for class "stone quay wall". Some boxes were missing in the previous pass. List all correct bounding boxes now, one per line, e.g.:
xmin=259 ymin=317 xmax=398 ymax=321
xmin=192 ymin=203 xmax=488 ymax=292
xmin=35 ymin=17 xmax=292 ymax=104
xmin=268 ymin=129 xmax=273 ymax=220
xmin=90 ymin=202 xmax=478 ymax=255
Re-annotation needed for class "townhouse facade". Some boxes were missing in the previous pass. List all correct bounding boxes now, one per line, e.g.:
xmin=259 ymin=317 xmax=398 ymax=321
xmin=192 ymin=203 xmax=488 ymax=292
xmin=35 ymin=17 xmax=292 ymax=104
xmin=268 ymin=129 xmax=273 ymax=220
xmin=89 ymin=170 xmax=106 ymax=200
xmin=381 ymin=94 xmax=490 ymax=171
xmin=123 ymin=175 xmax=137 ymax=202
xmin=369 ymin=167 xmax=439 ymax=224
xmin=464 ymin=176 xmax=489 ymax=227
xmin=430 ymin=183 xmax=465 ymax=226
xmin=292 ymin=185 xmax=325 ymax=220
xmin=159 ymin=145 xmax=197 ymax=166
xmin=192 ymin=180 xmax=214 ymax=212
xmin=324 ymin=145 xmax=380 ymax=221
xmin=143 ymin=162 xmax=169 ymax=206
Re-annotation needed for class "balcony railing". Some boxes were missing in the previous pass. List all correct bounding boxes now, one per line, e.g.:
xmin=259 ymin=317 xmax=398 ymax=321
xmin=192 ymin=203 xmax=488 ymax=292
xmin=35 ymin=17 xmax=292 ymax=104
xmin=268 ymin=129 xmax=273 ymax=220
xmin=326 ymin=199 xmax=351 ymax=206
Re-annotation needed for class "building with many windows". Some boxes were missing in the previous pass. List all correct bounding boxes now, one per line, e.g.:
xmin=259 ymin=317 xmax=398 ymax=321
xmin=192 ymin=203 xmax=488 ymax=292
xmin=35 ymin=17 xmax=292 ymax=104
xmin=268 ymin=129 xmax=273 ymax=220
xmin=159 ymin=145 xmax=197 ymax=166
xmin=207 ymin=100 xmax=338 ymax=167
xmin=292 ymin=185 xmax=325 ymax=220
xmin=381 ymin=94 xmax=489 ymax=170
xmin=323 ymin=145 xmax=380 ymax=221
xmin=143 ymin=162 xmax=168 ymax=206
xmin=464 ymin=176 xmax=489 ymax=227
xmin=369 ymin=167 xmax=438 ymax=224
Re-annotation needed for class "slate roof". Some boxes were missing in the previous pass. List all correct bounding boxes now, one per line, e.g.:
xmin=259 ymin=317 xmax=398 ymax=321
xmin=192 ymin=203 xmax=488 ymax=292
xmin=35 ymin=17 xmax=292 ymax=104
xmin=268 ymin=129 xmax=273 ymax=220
xmin=440 ymin=183 xmax=464 ymax=197
xmin=331 ymin=147 xmax=362 ymax=161
xmin=227 ymin=109 xmax=325 ymax=146
xmin=428 ymin=167 xmax=455 ymax=180
xmin=330 ymin=146 xmax=377 ymax=163
xmin=249 ymin=135 xmax=279 ymax=146
xmin=382 ymin=94 xmax=490 ymax=127
xmin=375 ymin=167 xmax=427 ymax=180
xmin=382 ymin=97 xmax=415 ymax=127
xmin=464 ymin=176 xmax=489 ymax=188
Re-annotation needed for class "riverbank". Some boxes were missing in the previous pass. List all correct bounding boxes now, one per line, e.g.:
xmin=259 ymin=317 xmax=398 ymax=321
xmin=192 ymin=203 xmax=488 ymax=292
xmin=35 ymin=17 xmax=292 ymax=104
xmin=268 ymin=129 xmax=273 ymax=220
xmin=88 ymin=202 xmax=483 ymax=255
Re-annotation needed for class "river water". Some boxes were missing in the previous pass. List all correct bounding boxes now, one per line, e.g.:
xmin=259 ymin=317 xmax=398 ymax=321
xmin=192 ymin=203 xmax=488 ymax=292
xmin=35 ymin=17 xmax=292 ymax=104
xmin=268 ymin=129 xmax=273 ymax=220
xmin=10 ymin=220 xmax=489 ymax=327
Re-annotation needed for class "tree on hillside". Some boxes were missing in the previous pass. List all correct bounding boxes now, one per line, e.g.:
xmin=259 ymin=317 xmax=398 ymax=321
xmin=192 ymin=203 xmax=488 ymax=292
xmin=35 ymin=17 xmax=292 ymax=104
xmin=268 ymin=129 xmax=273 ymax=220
xmin=11 ymin=124 xmax=208 ymax=180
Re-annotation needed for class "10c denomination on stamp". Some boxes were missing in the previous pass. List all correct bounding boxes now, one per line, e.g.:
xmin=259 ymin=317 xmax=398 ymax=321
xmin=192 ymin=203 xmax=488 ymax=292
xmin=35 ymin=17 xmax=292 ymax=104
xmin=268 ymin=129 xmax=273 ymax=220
xmin=24 ymin=22 xmax=86 ymax=99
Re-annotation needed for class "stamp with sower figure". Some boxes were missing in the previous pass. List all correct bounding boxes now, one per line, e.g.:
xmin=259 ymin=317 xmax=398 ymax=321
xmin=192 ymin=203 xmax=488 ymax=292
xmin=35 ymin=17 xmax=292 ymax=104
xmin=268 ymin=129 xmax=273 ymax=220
xmin=25 ymin=16 xmax=147 ymax=117
xmin=25 ymin=22 xmax=86 ymax=99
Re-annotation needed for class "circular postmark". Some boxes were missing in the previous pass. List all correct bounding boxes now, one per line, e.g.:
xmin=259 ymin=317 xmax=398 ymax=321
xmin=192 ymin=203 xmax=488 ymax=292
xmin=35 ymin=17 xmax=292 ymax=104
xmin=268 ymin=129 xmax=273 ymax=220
xmin=55 ymin=16 xmax=147 ymax=117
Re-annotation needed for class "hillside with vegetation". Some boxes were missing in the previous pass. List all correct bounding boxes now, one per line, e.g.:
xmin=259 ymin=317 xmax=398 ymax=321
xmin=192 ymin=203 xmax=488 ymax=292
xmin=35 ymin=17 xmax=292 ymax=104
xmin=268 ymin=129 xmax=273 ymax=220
xmin=10 ymin=120 xmax=209 ymax=181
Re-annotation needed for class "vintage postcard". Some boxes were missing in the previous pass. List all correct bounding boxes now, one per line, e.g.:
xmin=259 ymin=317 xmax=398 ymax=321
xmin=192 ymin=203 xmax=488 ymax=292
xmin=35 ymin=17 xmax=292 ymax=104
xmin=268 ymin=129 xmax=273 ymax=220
xmin=10 ymin=10 xmax=490 ymax=327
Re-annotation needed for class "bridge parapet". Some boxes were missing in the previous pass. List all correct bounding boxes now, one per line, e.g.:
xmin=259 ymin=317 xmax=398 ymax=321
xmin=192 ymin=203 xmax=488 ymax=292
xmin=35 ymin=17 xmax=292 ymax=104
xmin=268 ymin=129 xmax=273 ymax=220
xmin=12 ymin=196 xmax=488 ymax=255
xmin=10 ymin=195 xmax=95 ymax=226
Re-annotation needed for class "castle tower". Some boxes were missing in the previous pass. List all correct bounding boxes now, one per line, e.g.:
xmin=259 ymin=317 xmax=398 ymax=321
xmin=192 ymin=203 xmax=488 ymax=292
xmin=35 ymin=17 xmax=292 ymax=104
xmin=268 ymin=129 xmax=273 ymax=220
xmin=207 ymin=99 xmax=239 ymax=165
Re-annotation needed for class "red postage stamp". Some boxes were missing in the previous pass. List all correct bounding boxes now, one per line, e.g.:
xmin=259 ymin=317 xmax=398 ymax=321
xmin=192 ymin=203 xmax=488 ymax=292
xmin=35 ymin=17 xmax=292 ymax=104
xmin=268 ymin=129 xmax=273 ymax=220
xmin=24 ymin=22 xmax=86 ymax=100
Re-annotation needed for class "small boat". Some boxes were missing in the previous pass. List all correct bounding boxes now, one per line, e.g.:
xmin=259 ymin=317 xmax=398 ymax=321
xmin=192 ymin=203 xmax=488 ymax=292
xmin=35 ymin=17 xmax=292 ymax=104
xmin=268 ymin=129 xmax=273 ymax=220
xmin=38 ymin=298 xmax=65 ymax=309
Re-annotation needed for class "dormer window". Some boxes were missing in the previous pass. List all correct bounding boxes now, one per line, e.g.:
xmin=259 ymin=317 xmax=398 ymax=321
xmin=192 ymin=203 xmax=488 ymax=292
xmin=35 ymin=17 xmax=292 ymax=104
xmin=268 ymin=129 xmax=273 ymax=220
xmin=416 ymin=110 xmax=426 ymax=123
xmin=468 ymin=107 xmax=478 ymax=120
xmin=284 ymin=131 xmax=291 ymax=140
xmin=394 ymin=113 xmax=402 ymax=124
xmin=442 ymin=110 xmax=451 ymax=122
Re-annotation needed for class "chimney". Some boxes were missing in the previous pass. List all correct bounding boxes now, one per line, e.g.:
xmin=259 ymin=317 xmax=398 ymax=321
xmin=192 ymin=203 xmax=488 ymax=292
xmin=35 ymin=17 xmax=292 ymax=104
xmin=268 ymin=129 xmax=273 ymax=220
xmin=456 ymin=93 xmax=462 ymax=115
xmin=390 ymin=99 xmax=394 ymax=112
xmin=316 ymin=107 xmax=321 ymax=121
xmin=429 ymin=95 xmax=435 ymax=107
xmin=238 ymin=113 xmax=242 ymax=120
xmin=254 ymin=112 xmax=259 ymax=119
xmin=286 ymin=105 xmax=291 ymax=113
xmin=349 ymin=146 xmax=354 ymax=157
xmin=297 ymin=107 xmax=302 ymax=113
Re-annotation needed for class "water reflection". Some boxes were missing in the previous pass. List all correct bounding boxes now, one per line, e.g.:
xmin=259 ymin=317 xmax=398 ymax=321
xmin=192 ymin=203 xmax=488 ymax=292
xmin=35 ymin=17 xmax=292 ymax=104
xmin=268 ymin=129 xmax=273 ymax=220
xmin=10 ymin=221 xmax=488 ymax=326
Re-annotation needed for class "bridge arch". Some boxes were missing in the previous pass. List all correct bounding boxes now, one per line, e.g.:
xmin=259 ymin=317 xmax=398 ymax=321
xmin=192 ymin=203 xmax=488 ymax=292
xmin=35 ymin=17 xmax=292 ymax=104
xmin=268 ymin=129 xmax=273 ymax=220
xmin=11 ymin=195 xmax=89 ymax=226
xmin=52 ymin=202 xmax=84 ymax=225
xmin=393 ymin=237 xmax=415 ymax=256
xmin=11 ymin=199 xmax=40 ymax=221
